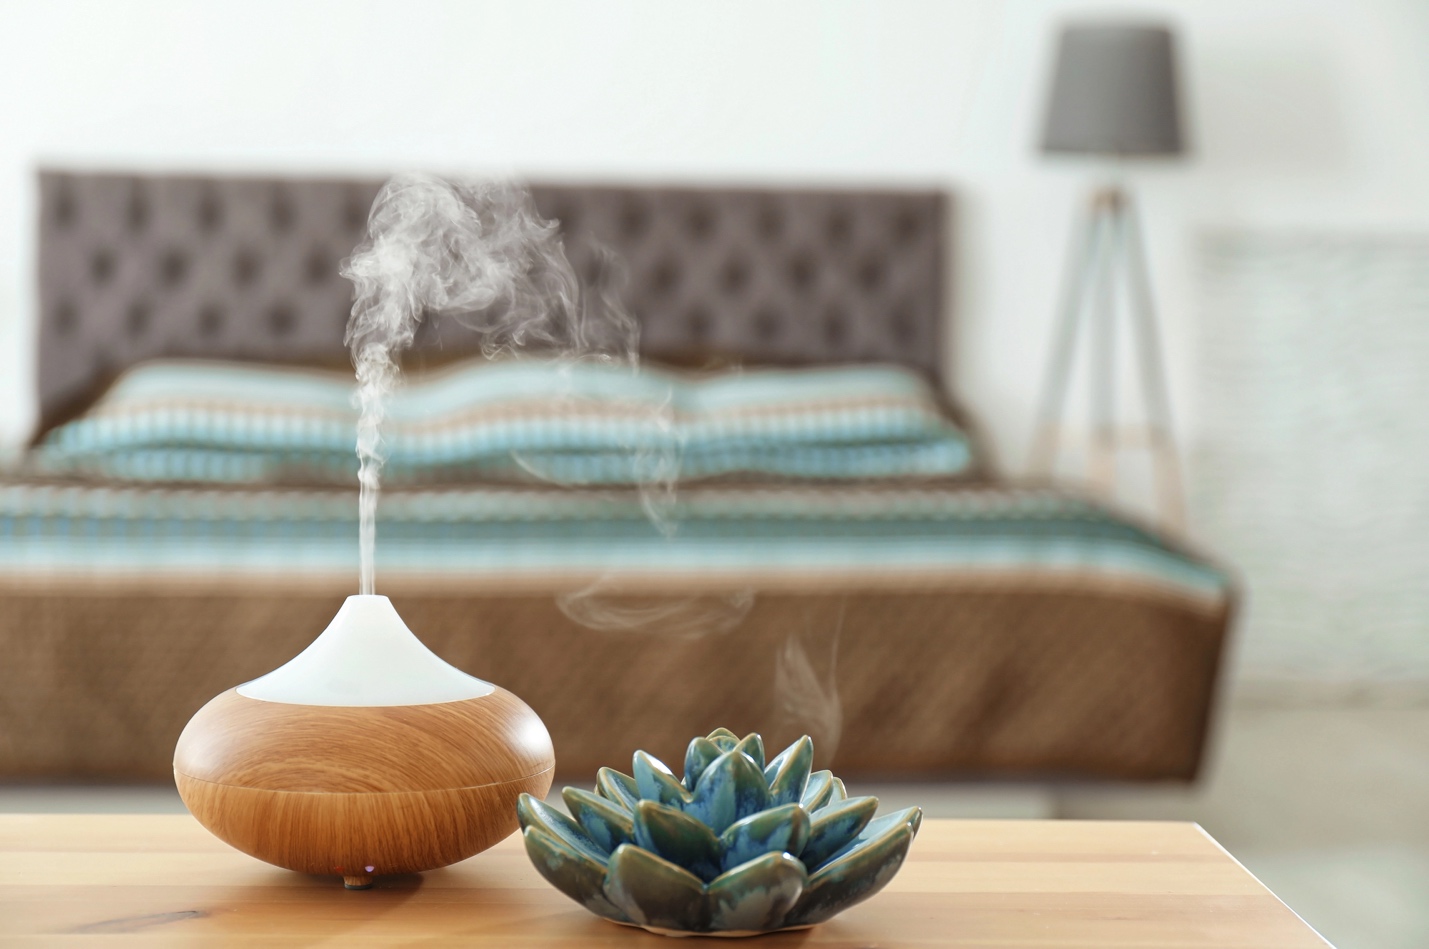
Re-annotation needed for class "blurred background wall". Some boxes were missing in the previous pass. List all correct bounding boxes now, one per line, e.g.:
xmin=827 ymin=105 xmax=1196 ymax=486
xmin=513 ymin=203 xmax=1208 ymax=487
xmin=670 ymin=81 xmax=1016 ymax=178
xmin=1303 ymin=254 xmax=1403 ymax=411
xmin=1 ymin=0 xmax=1427 ymax=685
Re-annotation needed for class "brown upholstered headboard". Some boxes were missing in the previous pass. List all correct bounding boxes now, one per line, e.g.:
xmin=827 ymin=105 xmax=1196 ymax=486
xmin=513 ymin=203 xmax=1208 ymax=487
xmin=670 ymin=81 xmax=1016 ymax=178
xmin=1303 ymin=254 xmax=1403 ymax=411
xmin=36 ymin=171 xmax=947 ymax=430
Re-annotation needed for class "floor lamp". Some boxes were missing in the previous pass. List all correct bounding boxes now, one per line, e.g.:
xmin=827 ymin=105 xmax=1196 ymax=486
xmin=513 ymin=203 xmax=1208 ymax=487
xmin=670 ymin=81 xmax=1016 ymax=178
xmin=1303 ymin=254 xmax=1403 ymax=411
xmin=1030 ymin=23 xmax=1187 ymax=528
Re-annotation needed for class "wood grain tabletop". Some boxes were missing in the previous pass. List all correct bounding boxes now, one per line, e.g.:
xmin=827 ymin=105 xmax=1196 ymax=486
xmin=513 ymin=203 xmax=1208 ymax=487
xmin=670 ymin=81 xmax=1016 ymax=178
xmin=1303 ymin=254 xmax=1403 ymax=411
xmin=0 ymin=814 xmax=1329 ymax=947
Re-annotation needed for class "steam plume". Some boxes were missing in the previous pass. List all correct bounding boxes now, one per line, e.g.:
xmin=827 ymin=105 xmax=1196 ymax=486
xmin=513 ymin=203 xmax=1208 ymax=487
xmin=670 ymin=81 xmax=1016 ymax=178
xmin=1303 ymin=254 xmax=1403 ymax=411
xmin=556 ymin=583 xmax=754 ymax=638
xmin=341 ymin=174 xmax=642 ymax=594
xmin=774 ymin=608 xmax=845 ymax=761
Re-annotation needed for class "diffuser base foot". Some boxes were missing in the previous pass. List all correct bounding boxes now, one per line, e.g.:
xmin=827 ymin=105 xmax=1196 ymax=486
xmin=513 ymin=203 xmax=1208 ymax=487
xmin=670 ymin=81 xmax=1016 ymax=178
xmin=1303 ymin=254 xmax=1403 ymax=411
xmin=343 ymin=875 xmax=374 ymax=890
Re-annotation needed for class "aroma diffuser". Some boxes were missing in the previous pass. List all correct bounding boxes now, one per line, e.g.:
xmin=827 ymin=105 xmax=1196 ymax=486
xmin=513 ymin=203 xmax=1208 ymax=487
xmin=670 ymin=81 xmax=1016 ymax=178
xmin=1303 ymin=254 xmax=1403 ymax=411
xmin=174 ymin=594 xmax=554 ymax=888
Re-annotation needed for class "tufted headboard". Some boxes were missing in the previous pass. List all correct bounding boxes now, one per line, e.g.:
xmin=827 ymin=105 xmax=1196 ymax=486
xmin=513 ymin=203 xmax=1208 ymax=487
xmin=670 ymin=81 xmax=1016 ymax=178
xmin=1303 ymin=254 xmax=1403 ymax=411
xmin=35 ymin=171 xmax=947 ymax=433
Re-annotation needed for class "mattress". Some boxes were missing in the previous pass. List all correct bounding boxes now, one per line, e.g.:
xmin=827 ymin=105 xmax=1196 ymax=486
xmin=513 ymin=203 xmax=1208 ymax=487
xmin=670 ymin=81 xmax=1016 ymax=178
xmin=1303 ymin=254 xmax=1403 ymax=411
xmin=0 ymin=475 xmax=1232 ymax=782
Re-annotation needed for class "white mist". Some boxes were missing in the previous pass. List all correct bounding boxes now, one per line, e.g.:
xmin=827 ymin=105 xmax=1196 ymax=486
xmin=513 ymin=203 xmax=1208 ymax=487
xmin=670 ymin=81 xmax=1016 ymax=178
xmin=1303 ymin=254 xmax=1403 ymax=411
xmin=339 ymin=174 xmax=641 ymax=595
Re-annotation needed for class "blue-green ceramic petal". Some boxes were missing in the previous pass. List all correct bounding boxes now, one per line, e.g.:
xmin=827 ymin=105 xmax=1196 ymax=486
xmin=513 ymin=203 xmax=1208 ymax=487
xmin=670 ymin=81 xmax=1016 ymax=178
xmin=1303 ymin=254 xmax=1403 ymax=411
xmin=764 ymin=736 xmax=814 ymax=807
xmin=689 ymin=749 xmax=771 ymax=834
xmin=596 ymin=767 xmax=640 ymax=813
xmin=603 ymin=843 xmax=709 ymax=933
xmin=801 ymin=770 xmax=835 ymax=811
xmin=683 ymin=737 xmax=723 ymax=791
xmin=634 ymin=751 xmax=693 ymax=809
xmin=521 ymin=826 xmax=629 ymax=922
xmin=516 ymin=793 xmax=609 ymax=862
xmin=821 ymin=806 xmax=923 ymax=868
xmin=633 ymin=800 xmax=725 ymax=883
xmin=734 ymin=733 xmax=766 ymax=770
xmin=825 ymin=776 xmax=849 ymax=805
xmin=864 ymin=806 xmax=924 ymax=838
xmin=800 ymin=795 xmax=879 ymax=870
xmin=784 ymin=822 xmax=915 ymax=927
xmin=706 ymin=851 xmax=808 ymax=933
xmin=719 ymin=802 xmax=811 ymax=871
xmin=563 ymin=787 xmax=635 ymax=854
xmin=706 ymin=727 xmax=740 ymax=752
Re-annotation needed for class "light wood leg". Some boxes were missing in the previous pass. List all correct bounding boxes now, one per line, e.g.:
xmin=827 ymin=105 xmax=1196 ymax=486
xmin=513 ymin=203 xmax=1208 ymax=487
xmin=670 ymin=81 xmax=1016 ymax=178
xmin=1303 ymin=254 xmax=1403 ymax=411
xmin=1121 ymin=195 xmax=1186 ymax=529
xmin=1032 ymin=197 xmax=1109 ymax=476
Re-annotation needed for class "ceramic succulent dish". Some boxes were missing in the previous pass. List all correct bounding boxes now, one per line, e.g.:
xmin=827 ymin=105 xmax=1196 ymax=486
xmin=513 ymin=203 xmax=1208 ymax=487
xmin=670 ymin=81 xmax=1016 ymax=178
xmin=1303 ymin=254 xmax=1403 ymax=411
xmin=516 ymin=728 xmax=922 ymax=937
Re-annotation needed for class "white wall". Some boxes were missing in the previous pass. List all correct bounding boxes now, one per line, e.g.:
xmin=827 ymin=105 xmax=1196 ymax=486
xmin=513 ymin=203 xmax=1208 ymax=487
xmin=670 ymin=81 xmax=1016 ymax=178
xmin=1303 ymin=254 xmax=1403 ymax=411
xmin=2 ymin=0 xmax=1427 ymax=677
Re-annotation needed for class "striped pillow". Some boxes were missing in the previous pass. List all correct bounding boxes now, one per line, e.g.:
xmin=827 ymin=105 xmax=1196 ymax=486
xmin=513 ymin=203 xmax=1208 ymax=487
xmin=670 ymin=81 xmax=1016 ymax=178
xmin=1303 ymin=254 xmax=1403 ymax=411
xmin=34 ymin=358 xmax=975 ymax=485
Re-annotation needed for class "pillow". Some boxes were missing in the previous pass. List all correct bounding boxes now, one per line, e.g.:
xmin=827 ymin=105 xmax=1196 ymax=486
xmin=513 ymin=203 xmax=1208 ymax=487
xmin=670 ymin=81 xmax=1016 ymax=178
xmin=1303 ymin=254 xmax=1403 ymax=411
xmin=32 ymin=358 xmax=975 ymax=485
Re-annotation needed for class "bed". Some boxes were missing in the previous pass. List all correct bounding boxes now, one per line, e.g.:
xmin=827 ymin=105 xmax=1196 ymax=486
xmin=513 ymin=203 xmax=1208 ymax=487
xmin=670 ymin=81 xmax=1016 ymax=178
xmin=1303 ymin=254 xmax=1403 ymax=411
xmin=0 ymin=172 xmax=1234 ymax=782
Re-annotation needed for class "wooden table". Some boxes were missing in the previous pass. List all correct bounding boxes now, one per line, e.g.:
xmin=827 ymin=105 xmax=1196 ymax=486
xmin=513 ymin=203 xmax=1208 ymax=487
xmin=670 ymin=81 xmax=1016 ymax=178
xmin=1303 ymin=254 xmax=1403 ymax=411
xmin=0 ymin=815 xmax=1328 ymax=947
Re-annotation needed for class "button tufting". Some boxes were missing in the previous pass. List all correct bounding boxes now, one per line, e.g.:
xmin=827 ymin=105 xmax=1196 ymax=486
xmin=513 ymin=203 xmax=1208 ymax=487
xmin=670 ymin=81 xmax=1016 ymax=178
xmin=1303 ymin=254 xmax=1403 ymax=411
xmin=199 ymin=304 xmax=225 ymax=338
xmin=757 ymin=203 xmax=784 ymax=241
xmin=161 ymin=250 xmax=189 ymax=287
xmin=90 ymin=250 xmax=115 ymax=285
xmin=787 ymin=253 xmax=817 ymax=291
xmin=646 ymin=259 xmax=681 ymax=297
xmin=619 ymin=202 xmax=649 ymax=241
xmin=344 ymin=191 xmax=369 ymax=232
xmin=127 ymin=302 xmax=151 ymax=337
xmin=53 ymin=301 xmax=79 ymax=336
xmin=685 ymin=204 xmax=716 ymax=241
xmin=823 ymin=305 xmax=848 ymax=346
xmin=824 ymin=209 xmax=852 ymax=246
xmin=890 ymin=302 xmax=917 ymax=343
xmin=720 ymin=257 xmax=750 ymax=295
xmin=52 ymin=185 xmax=76 ymax=228
xmin=305 ymin=248 xmax=331 ymax=285
xmin=892 ymin=207 xmax=922 ymax=245
xmin=197 ymin=188 xmax=224 ymax=232
xmin=270 ymin=188 xmax=296 ymax=233
xmin=685 ymin=304 xmax=713 ymax=341
xmin=126 ymin=184 xmax=149 ymax=232
xmin=233 ymin=249 xmax=262 ymax=287
xmin=857 ymin=256 xmax=885 ymax=292
xmin=268 ymin=303 xmax=296 ymax=336
xmin=752 ymin=307 xmax=782 ymax=341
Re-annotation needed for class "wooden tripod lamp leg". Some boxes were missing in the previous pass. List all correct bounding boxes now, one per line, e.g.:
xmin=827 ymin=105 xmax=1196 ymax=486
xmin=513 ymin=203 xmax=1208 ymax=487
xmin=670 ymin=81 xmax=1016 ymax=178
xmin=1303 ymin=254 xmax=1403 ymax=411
xmin=1087 ymin=188 xmax=1123 ymax=494
xmin=1121 ymin=194 xmax=1187 ymax=529
xmin=1031 ymin=194 xmax=1108 ymax=477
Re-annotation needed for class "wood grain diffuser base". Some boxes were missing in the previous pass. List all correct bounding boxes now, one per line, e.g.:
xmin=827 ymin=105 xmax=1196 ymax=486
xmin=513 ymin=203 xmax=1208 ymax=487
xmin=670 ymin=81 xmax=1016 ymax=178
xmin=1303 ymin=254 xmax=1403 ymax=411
xmin=174 ymin=595 xmax=554 ymax=889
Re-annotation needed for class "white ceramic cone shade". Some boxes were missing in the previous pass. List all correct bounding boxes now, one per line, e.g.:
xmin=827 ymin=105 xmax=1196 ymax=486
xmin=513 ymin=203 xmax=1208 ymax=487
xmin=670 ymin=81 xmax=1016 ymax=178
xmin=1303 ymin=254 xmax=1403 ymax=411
xmin=238 ymin=594 xmax=494 ymax=706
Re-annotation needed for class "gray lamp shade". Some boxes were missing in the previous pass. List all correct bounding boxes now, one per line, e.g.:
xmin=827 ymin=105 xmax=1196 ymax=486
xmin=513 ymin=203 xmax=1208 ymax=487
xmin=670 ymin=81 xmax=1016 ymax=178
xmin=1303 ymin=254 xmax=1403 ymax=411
xmin=1041 ymin=23 xmax=1184 ymax=156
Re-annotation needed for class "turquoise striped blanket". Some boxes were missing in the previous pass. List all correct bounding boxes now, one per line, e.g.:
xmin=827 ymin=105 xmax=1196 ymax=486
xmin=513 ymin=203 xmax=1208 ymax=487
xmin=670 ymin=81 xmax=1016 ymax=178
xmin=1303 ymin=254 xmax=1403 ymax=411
xmin=33 ymin=359 xmax=975 ymax=485
xmin=0 ymin=479 xmax=1229 ymax=603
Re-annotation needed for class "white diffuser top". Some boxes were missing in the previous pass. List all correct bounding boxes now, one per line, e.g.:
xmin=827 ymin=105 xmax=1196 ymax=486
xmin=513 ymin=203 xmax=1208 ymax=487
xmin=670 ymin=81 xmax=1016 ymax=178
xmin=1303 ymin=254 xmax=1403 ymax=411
xmin=238 ymin=595 xmax=494 ymax=706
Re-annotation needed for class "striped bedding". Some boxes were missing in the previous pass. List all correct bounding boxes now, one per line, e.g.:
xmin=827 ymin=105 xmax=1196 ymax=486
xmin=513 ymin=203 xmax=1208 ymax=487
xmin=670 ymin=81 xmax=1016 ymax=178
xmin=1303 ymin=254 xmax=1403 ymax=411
xmin=32 ymin=359 xmax=975 ymax=485
xmin=8 ymin=357 xmax=1228 ymax=605
xmin=0 ymin=478 xmax=1229 ymax=603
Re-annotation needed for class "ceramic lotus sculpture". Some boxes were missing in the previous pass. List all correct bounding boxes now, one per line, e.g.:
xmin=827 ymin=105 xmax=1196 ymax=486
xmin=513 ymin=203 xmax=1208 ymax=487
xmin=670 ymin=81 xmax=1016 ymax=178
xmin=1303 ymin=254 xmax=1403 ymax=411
xmin=516 ymin=728 xmax=921 ymax=936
